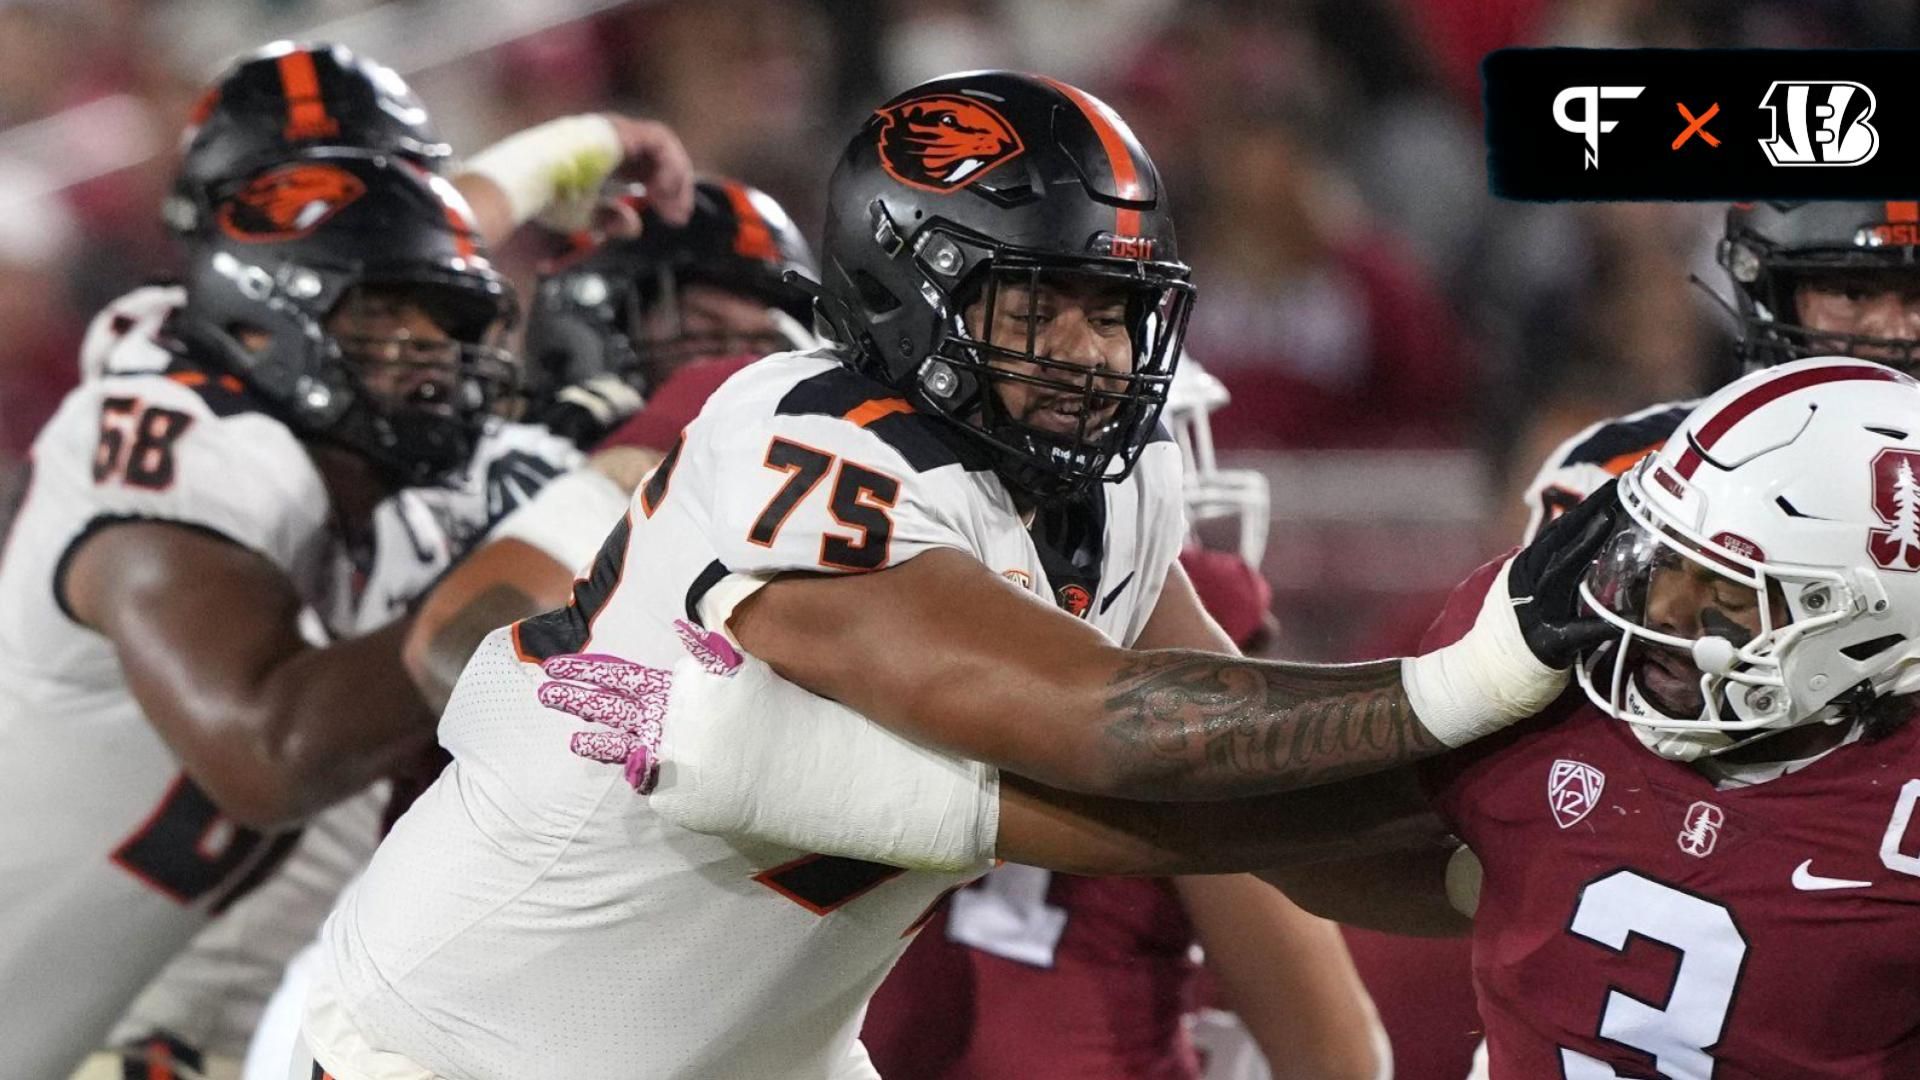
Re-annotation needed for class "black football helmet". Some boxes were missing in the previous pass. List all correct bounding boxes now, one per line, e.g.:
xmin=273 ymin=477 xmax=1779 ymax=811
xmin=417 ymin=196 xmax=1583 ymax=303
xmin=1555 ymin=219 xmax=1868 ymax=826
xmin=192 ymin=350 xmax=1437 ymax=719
xmin=815 ymin=70 xmax=1194 ymax=503
xmin=1721 ymin=201 xmax=1920 ymax=370
xmin=171 ymin=149 xmax=516 ymax=487
xmin=165 ymin=41 xmax=448 ymax=240
xmin=522 ymin=178 xmax=816 ymax=402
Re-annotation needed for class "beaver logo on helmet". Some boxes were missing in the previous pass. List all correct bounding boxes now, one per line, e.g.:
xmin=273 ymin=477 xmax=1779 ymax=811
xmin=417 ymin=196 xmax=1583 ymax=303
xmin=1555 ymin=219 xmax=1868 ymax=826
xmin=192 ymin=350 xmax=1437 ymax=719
xmin=217 ymin=161 xmax=368 ymax=241
xmin=875 ymin=95 xmax=1025 ymax=193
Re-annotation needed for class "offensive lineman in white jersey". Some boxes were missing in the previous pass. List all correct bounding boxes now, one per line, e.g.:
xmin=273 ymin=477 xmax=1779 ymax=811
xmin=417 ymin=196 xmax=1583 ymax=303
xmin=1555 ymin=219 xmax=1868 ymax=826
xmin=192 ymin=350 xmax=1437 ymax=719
xmin=300 ymin=71 xmax=1616 ymax=1080
xmin=233 ymin=174 xmax=823 ymax=1078
xmin=43 ymin=43 xmax=703 ymax=1079
xmin=0 ymin=145 xmax=522 ymax=1080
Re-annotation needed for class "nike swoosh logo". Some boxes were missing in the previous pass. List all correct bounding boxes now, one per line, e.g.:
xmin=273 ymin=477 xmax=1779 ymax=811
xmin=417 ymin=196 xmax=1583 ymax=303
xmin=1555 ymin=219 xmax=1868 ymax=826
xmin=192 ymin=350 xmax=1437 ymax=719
xmin=1099 ymin=571 xmax=1135 ymax=615
xmin=1791 ymin=859 xmax=1873 ymax=891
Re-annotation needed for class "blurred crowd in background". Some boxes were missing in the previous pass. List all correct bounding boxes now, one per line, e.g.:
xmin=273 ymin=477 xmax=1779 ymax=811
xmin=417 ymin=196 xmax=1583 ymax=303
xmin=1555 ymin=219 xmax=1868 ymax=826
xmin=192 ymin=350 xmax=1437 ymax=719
xmin=0 ymin=0 xmax=1904 ymax=661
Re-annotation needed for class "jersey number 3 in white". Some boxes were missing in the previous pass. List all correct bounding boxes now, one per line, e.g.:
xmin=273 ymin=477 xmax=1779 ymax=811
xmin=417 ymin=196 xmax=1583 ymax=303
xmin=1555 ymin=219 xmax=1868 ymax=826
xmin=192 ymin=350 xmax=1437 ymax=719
xmin=1561 ymin=870 xmax=1748 ymax=1080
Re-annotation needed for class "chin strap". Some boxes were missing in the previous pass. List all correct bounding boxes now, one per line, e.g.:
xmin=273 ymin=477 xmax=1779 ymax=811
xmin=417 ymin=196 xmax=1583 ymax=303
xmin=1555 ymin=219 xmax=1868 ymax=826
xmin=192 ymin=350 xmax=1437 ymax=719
xmin=1622 ymin=679 xmax=1736 ymax=761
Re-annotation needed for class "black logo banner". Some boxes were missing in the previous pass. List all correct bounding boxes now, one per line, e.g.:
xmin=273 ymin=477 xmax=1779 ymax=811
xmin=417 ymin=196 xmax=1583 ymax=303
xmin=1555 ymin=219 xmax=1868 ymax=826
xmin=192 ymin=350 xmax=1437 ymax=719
xmin=1486 ymin=49 xmax=1920 ymax=200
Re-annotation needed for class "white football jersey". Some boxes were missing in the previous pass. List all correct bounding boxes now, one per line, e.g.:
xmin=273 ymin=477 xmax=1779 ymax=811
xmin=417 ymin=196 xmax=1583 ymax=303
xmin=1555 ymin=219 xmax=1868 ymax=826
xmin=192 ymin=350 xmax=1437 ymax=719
xmin=0 ymin=286 xmax=536 ymax=1077
xmin=310 ymin=348 xmax=1188 ymax=1080
xmin=0 ymin=300 xmax=344 ymax=1078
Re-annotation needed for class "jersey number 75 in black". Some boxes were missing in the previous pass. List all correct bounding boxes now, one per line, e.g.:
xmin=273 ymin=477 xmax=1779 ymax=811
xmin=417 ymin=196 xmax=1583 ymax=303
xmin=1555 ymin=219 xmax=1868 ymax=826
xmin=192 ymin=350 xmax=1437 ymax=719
xmin=747 ymin=437 xmax=900 ymax=571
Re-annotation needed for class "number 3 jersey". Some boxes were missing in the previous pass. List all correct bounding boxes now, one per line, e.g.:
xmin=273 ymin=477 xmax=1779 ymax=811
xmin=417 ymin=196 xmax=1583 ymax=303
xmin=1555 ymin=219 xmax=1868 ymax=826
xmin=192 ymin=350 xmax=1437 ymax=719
xmin=310 ymin=348 xmax=1189 ymax=1080
xmin=1419 ymin=560 xmax=1920 ymax=1079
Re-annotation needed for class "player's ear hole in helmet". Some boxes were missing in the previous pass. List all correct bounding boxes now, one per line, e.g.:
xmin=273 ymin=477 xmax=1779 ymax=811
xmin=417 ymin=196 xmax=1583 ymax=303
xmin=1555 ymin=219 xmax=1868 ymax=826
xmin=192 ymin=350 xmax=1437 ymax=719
xmin=521 ymin=179 xmax=818 ymax=407
xmin=170 ymin=149 xmax=517 ymax=488
xmin=812 ymin=70 xmax=1195 ymax=505
xmin=166 ymin=40 xmax=448 ymax=241
xmin=1720 ymin=201 xmax=1920 ymax=376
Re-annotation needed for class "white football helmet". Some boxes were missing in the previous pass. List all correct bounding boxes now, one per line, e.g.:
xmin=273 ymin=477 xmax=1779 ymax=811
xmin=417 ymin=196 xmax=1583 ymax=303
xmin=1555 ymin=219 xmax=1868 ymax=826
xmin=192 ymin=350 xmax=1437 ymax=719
xmin=1165 ymin=356 xmax=1270 ymax=566
xmin=1577 ymin=357 xmax=1920 ymax=758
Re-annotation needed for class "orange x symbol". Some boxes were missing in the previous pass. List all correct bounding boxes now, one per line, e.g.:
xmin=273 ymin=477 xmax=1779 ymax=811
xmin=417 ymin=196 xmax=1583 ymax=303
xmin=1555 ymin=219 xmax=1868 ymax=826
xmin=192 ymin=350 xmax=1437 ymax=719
xmin=1673 ymin=102 xmax=1721 ymax=149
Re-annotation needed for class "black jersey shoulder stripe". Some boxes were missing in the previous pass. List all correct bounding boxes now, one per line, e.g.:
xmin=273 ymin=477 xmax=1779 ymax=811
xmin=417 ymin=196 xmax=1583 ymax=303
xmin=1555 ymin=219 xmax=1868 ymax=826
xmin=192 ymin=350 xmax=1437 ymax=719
xmin=1561 ymin=402 xmax=1694 ymax=470
xmin=774 ymin=367 xmax=992 ymax=473
xmin=513 ymin=513 xmax=634 ymax=661
xmin=684 ymin=559 xmax=731 ymax=627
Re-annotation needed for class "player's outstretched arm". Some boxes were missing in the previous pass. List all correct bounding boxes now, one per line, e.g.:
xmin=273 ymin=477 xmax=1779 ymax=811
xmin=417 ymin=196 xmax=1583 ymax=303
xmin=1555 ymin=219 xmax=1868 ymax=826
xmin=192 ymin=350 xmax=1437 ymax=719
xmin=64 ymin=523 xmax=437 ymax=831
xmin=728 ymin=483 xmax=1617 ymax=801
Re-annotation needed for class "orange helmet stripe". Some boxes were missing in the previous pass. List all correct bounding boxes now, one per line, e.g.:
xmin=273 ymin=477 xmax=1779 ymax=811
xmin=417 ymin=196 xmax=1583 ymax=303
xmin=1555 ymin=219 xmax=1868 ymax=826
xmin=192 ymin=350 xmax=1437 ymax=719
xmin=1037 ymin=76 xmax=1144 ymax=238
xmin=276 ymin=49 xmax=340 ymax=141
xmin=722 ymin=181 xmax=780 ymax=262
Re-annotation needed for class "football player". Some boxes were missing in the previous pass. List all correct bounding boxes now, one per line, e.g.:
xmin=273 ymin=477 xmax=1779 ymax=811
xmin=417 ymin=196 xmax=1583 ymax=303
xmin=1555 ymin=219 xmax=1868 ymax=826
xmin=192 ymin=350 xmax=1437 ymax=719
xmin=0 ymin=148 xmax=521 ymax=1080
xmin=229 ymin=174 xmax=819 ymax=1080
xmin=1432 ymin=198 xmax=1920 ymax=1080
xmin=59 ymin=42 xmax=701 ymax=1080
xmin=667 ymin=358 xmax=1920 ymax=1076
xmin=296 ymin=72 xmax=1611 ymax=1080
xmin=860 ymin=364 xmax=1382 ymax=1080
xmin=1299 ymin=357 xmax=1920 ymax=1076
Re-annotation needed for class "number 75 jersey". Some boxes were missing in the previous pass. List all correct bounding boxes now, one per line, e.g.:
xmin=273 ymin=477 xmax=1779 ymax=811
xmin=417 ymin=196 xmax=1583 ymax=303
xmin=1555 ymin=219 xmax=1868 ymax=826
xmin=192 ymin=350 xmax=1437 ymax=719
xmin=316 ymin=348 xmax=1189 ymax=1079
xmin=1423 ymin=695 xmax=1920 ymax=1079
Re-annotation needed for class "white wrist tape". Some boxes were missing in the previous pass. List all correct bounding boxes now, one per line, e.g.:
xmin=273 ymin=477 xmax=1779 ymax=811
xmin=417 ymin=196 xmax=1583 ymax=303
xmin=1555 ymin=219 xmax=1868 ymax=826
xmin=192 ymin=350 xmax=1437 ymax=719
xmin=1399 ymin=559 xmax=1567 ymax=747
xmin=648 ymin=651 xmax=1000 ymax=873
xmin=488 ymin=467 xmax=630 ymax=575
xmin=461 ymin=114 xmax=622 ymax=230
xmin=554 ymin=374 xmax=645 ymax=427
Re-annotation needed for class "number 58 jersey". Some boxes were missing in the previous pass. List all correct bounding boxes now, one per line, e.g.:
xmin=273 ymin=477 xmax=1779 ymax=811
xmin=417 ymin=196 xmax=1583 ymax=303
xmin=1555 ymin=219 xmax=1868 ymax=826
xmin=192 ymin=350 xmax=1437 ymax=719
xmin=313 ymin=348 xmax=1189 ymax=1080
xmin=0 ymin=331 xmax=335 ymax=1078
xmin=1419 ymin=564 xmax=1920 ymax=1079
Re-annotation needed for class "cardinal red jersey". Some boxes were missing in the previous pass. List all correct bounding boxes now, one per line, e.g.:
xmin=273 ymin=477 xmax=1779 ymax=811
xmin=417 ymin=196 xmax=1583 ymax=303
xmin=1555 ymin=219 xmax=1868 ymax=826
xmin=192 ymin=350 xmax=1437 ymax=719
xmin=1419 ymin=560 xmax=1920 ymax=1079
xmin=862 ymin=866 xmax=1201 ymax=1079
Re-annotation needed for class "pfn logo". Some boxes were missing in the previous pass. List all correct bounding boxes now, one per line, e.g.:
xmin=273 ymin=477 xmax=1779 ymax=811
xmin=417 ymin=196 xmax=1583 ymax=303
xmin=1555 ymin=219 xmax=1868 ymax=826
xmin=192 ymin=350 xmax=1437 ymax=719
xmin=1553 ymin=85 xmax=1645 ymax=170
xmin=1758 ymin=81 xmax=1879 ymax=167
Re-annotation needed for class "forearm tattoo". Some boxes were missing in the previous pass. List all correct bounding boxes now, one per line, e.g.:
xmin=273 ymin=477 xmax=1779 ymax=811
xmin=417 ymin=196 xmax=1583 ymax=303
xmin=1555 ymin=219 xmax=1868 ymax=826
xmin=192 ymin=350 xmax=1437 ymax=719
xmin=1102 ymin=652 xmax=1443 ymax=798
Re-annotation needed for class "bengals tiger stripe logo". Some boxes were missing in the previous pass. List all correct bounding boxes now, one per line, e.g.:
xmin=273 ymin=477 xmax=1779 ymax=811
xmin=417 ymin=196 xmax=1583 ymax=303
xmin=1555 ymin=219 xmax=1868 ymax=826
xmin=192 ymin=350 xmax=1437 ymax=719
xmin=217 ymin=162 xmax=367 ymax=242
xmin=875 ymin=95 xmax=1025 ymax=193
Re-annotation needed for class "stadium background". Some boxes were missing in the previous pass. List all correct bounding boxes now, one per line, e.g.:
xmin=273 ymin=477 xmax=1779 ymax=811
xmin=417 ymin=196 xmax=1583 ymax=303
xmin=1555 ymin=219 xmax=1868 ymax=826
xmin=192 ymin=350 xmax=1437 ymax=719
xmin=2 ymin=3 xmax=1898 ymax=1077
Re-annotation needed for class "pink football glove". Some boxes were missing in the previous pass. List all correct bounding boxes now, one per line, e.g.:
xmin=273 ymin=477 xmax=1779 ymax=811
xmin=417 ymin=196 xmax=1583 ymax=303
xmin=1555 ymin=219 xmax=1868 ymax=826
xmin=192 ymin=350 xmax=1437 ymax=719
xmin=541 ymin=619 xmax=740 ymax=792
